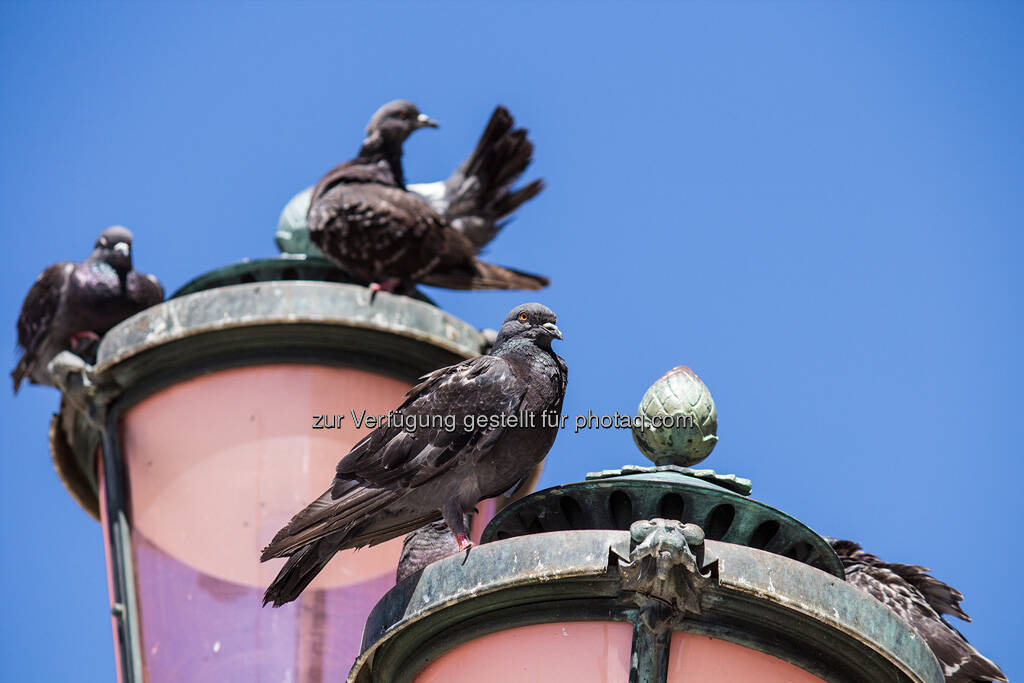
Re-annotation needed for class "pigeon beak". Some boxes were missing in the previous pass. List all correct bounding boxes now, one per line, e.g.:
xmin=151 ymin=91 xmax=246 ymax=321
xmin=113 ymin=242 xmax=131 ymax=258
xmin=416 ymin=113 xmax=439 ymax=128
xmin=542 ymin=322 xmax=563 ymax=340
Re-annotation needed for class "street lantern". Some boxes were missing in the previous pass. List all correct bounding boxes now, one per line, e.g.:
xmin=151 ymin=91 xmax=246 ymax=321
xmin=50 ymin=249 xmax=510 ymax=682
xmin=348 ymin=367 xmax=944 ymax=683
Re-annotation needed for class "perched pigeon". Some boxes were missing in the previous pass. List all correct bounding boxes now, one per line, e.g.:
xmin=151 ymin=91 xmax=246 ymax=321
xmin=830 ymin=539 xmax=1006 ymax=683
xmin=307 ymin=100 xmax=549 ymax=294
xmin=261 ymin=302 xmax=567 ymax=606
xmin=12 ymin=226 xmax=164 ymax=393
xmin=409 ymin=105 xmax=544 ymax=252
xmin=396 ymin=518 xmax=464 ymax=583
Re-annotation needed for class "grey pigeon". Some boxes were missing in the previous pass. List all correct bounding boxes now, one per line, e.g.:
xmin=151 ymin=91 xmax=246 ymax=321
xmin=307 ymin=100 xmax=549 ymax=294
xmin=396 ymin=518 xmax=464 ymax=583
xmin=409 ymin=105 xmax=544 ymax=251
xmin=261 ymin=302 xmax=567 ymax=606
xmin=12 ymin=226 xmax=164 ymax=393
xmin=396 ymin=462 xmax=542 ymax=582
xmin=830 ymin=539 xmax=1006 ymax=683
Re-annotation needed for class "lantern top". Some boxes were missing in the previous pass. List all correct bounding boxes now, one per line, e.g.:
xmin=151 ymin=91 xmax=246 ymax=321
xmin=94 ymin=281 xmax=482 ymax=376
xmin=351 ymin=530 xmax=943 ymax=683
xmin=173 ymin=256 xmax=365 ymax=298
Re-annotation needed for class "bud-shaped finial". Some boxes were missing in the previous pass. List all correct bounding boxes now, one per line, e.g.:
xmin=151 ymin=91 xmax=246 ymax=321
xmin=632 ymin=365 xmax=718 ymax=467
xmin=275 ymin=188 xmax=324 ymax=257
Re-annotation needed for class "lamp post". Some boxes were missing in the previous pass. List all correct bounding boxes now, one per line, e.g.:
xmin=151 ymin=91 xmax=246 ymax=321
xmin=348 ymin=367 xmax=944 ymax=683
xmin=49 ymin=195 xmax=514 ymax=681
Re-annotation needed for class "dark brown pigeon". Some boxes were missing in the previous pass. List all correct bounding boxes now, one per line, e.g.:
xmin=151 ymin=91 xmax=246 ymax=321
xmin=12 ymin=226 xmax=164 ymax=393
xmin=830 ymin=539 xmax=1006 ymax=683
xmin=396 ymin=518 xmax=463 ymax=583
xmin=307 ymin=100 xmax=549 ymax=294
xmin=396 ymin=464 xmax=542 ymax=582
xmin=261 ymin=302 xmax=567 ymax=606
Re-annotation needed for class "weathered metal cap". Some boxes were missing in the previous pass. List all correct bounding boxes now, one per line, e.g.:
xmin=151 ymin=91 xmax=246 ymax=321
xmin=50 ymin=275 xmax=486 ymax=519
xmin=349 ymin=530 xmax=942 ymax=683
xmin=173 ymin=256 xmax=355 ymax=298
xmin=633 ymin=365 xmax=718 ymax=467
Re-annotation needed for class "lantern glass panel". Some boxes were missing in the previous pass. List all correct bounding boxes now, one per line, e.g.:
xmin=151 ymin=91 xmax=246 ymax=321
xmin=667 ymin=632 xmax=827 ymax=682
xmin=415 ymin=621 xmax=634 ymax=682
xmin=120 ymin=364 xmax=413 ymax=681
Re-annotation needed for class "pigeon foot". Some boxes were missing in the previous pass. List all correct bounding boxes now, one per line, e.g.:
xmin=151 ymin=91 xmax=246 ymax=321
xmin=455 ymin=532 xmax=474 ymax=552
xmin=368 ymin=278 xmax=403 ymax=303
xmin=70 ymin=330 xmax=101 ymax=347
xmin=368 ymin=279 xmax=402 ymax=303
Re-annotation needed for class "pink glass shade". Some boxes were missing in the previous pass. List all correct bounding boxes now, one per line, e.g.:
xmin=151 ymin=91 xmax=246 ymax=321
xmin=412 ymin=624 xmax=826 ymax=683
xmin=109 ymin=364 xmax=499 ymax=682
xmin=667 ymin=632 xmax=826 ymax=682
xmin=415 ymin=622 xmax=634 ymax=682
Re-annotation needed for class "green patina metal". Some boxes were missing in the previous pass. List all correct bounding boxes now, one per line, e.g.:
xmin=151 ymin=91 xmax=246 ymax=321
xmin=483 ymin=466 xmax=844 ymax=578
xmin=274 ymin=186 xmax=322 ymax=257
xmin=171 ymin=255 xmax=434 ymax=304
xmin=173 ymin=256 xmax=350 ymax=297
xmin=587 ymin=463 xmax=752 ymax=495
xmin=95 ymin=281 xmax=481 ymax=380
xmin=349 ymin=530 xmax=942 ymax=683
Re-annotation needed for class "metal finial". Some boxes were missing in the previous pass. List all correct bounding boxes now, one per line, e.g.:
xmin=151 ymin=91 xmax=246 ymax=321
xmin=275 ymin=187 xmax=323 ymax=257
xmin=632 ymin=365 xmax=718 ymax=467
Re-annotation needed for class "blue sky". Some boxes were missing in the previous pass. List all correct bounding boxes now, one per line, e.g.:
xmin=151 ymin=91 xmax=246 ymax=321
xmin=1 ymin=1 xmax=1020 ymax=680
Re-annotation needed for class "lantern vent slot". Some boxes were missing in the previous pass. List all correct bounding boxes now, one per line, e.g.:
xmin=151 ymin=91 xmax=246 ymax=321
xmin=705 ymin=504 xmax=735 ymax=540
xmin=750 ymin=520 xmax=780 ymax=549
xmin=658 ymin=493 xmax=685 ymax=521
xmin=608 ymin=491 xmax=633 ymax=529
xmin=559 ymin=496 xmax=585 ymax=529
xmin=785 ymin=541 xmax=812 ymax=562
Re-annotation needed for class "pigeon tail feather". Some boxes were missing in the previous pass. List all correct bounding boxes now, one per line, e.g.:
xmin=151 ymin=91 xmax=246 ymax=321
xmin=490 ymin=179 xmax=545 ymax=224
xmin=419 ymin=259 xmax=549 ymax=291
xmin=260 ymin=483 xmax=393 ymax=561
xmin=11 ymin=355 xmax=31 ymax=393
xmin=444 ymin=106 xmax=544 ymax=250
xmin=262 ymin=538 xmax=337 ymax=607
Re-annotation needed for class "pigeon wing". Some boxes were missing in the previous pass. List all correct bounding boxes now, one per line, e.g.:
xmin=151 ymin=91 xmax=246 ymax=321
xmin=127 ymin=271 xmax=165 ymax=309
xmin=335 ymin=353 xmax=526 ymax=488
xmin=260 ymin=355 xmax=525 ymax=560
xmin=12 ymin=262 xmax=72 ymax=391
xmin=883 ymin=562 xmax=971 ymax=622
xmin=309 ymin=182 xmax=473 ymax=283
xmin=835 ymin=540 xmax=1007 ymax=683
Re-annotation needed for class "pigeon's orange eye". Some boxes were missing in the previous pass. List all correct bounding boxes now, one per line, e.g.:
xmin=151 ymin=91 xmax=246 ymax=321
xmin=518 ymin=312 xmax=529 ymax=322
xmin=398 ymin=111 xmax=410 ymax=119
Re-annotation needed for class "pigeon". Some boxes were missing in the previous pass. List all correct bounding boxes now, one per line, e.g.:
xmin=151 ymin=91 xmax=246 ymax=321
xmin=408 ymin=104 xmax=545 ymax=252
xmin=830 ymin=539 xmax=1006 ymax=683
xmin=261 ymin=302 xmax=567 ymax=606
xmin=396 ymin=518 xmax=464 ymax=583
xmin=307 ymin=100 xmax=549 ymax=294
xmin=12 ymin=226 xmax=164 ymax=393
xmin=396 ymin=461 xmax=542 ymax=582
